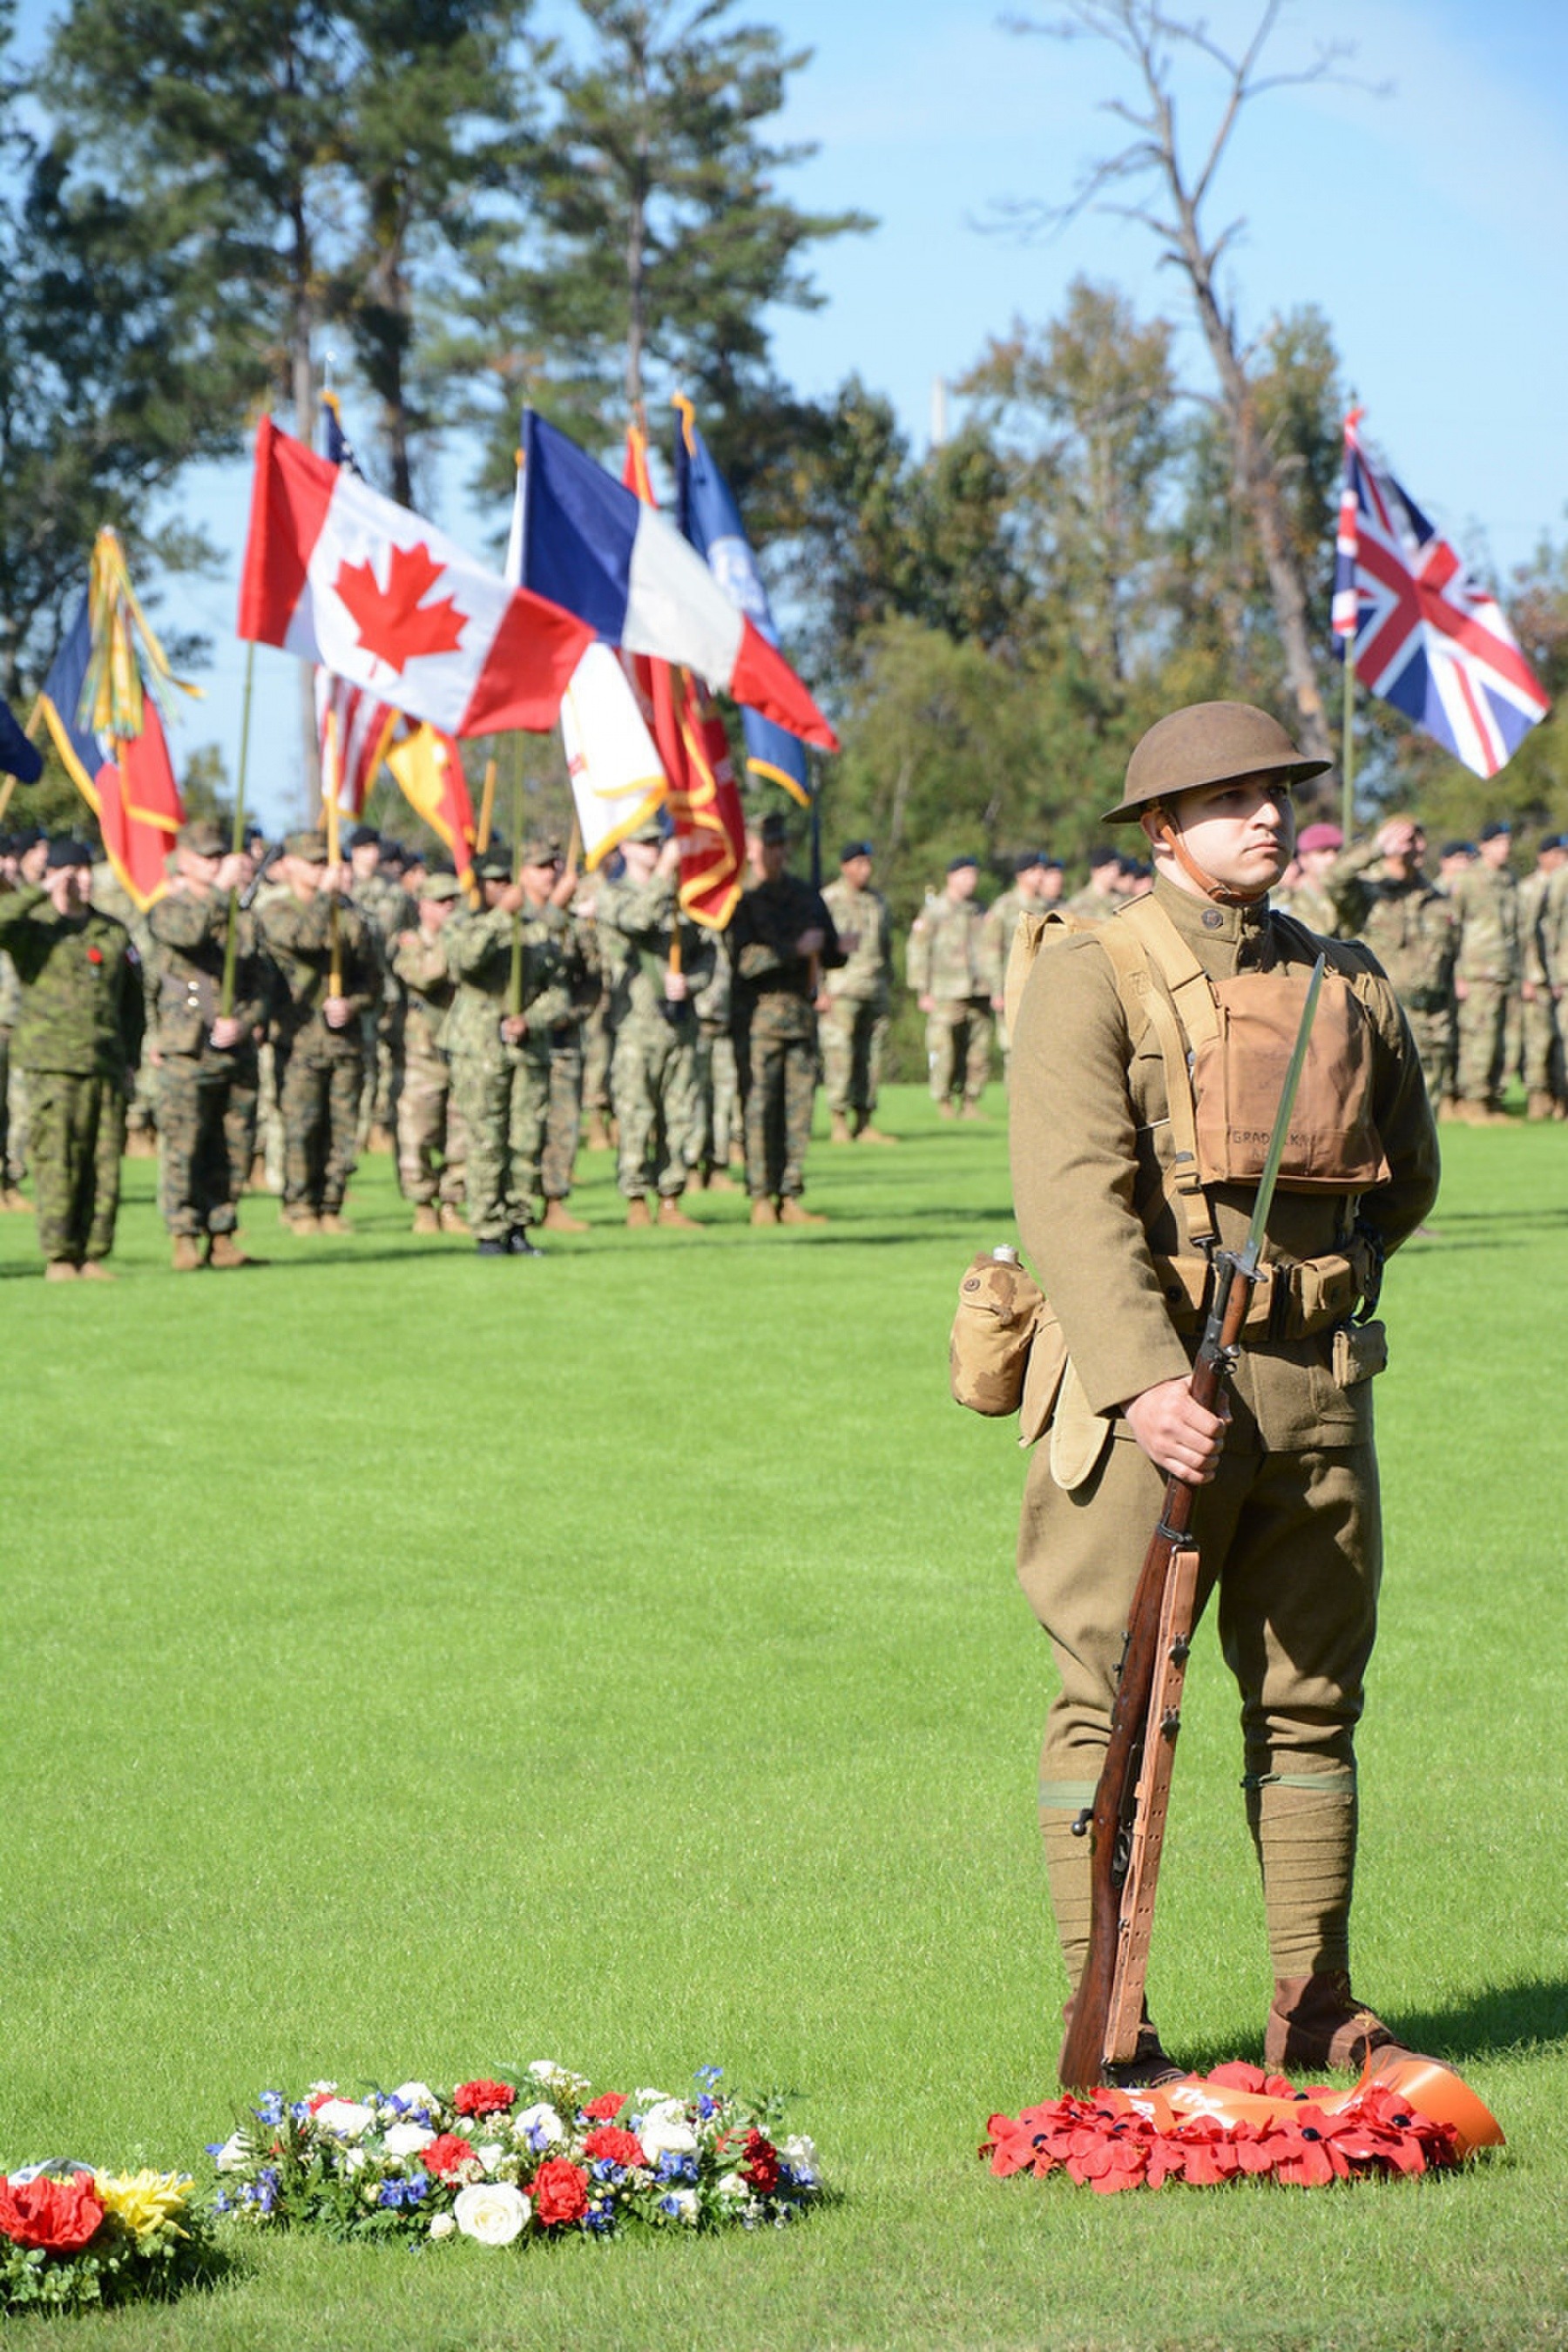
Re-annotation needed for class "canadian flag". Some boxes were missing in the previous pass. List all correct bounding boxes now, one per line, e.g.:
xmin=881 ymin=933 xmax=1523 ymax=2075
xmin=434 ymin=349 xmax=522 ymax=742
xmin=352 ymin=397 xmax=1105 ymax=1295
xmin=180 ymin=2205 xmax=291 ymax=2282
xmin=239 ymin=417 xmax=592 ymax=736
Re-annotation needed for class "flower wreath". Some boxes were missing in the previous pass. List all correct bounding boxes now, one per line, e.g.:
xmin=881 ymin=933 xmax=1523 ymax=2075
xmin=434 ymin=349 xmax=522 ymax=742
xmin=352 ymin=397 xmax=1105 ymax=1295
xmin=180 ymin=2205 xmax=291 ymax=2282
xmin=983 ymin=2058 xmax=1504 ymax=2194
xmin=211 ymin=2062 xmax=821 ymax=2246
xmin=0 ymin=2164 xmax=217 ymax=2313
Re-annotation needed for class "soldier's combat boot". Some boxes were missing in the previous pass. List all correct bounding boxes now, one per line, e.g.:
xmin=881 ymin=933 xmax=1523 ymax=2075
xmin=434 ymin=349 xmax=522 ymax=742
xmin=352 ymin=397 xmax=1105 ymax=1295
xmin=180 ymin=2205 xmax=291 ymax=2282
xmin=855 ymin=1121 xmax=897 ymax=1145
xmin=0 ymin=1185 xmax=28 ymax=1211
xmin=283 ymin=1212 xmax=321 ymax=1237
xmin=657 ymin=1193 xmax=699 ymax=1229
xmin=749 ymin=1197 xmax=779 ymax=1226
xmin=171 ymin=1234 xmax=204 ymax=1272
xmin=938 ymin=1099 xmax=956 ymax=1121
xmin=78 ymin=1260 xmax=116 ymax=1281
xmin=438 ymin=1203 xmax=469 ymax=1235
xmin=701 ymin=1167 xmax=740 ymax=1192
xmin=368 ymin=1124 xmax=395 ymax=1154
xmin=959 ymin=1098 xmax=986 ymax=1121
xmin=585 ymin=1112 xmax=612 ymax=1152
xmin=830 ymin=1111 xmax=853 ymax=1145
xmin=542 ymin=1197 xmax=590 ymax=1233
xmin=625 ymin=1195 xmax=652 ymax=1229
xmin=506 ymin=1227 xmax=545 ymax=1258
xmin=1526 ymin=1090 xmax=1557 ymax=1121
xmin=476 ymin=1236 xmax=509 ymax=1256
xmin=317 ymin=1211 xmax=354 ymax=1236
xmin=44 ymin=1259 xmax=78 ymax=1281
xmin=207 ymin=1232 xmax=253 ymax=1269
xmin=1265 ymin=1971 xmax=1414 ymax=2076
xmin=410 ymin=1204 xmax=442 ymax=1235
xmin=778 ymin=1197 xmax=827 ymax=1226
xmin=1059 ymin=1999 xmax=1186 ymax=2091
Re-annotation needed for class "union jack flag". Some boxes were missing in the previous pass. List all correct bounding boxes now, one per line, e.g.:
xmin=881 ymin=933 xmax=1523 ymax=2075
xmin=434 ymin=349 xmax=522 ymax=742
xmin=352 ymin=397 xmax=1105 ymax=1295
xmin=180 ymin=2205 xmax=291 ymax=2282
xmin=1333 ymin=409 xmax=1549 ymax=778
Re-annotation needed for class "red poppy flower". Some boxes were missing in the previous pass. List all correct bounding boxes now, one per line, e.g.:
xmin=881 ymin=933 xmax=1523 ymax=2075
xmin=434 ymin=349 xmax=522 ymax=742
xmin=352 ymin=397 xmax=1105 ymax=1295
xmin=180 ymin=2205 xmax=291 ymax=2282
xmin=85 ymin=945 xmax=104 ymax=965
xmin=453 ymin=2078 xmax=516 ymax=2118
xmin=0 ymin=2173 xmax=105 ymax=2252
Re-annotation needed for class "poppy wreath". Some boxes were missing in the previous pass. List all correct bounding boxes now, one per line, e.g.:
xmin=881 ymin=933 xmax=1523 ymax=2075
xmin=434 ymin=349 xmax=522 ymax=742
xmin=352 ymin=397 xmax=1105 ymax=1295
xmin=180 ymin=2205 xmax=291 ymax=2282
xmin=0 ymin=2164 xmax=217 ymax=2313
xmin=981 ymin=2063 xmax=1490 ymax=2194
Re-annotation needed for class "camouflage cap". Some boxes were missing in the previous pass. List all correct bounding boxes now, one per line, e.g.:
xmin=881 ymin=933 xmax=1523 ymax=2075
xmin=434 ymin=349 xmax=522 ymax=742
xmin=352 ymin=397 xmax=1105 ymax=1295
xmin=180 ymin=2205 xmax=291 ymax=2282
xmin=421 ymin=871 xmax=464 ymax=902
xmin=348 ymin=823 xmax=381 ymax=850
xmin=177 ymin=817 xmax=228 ymax=856
xmin=624 ymin=815 xmax=665 ymax=847
xmin=475 ymin=847 xmax=513 ymax=882
xmin=1102 ymin=701 xmax=1331 ymax=824
xmin=519 ymin=833 xmax=562 ymax=867
xmin=284 ymin=828 xmax=330 ymax=862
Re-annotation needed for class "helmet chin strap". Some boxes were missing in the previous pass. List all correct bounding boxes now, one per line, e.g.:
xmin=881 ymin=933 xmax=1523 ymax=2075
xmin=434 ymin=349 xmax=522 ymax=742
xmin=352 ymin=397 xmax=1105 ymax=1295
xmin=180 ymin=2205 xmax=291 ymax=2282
xmin=1149 ymin=811 xmax=1271 ymax=908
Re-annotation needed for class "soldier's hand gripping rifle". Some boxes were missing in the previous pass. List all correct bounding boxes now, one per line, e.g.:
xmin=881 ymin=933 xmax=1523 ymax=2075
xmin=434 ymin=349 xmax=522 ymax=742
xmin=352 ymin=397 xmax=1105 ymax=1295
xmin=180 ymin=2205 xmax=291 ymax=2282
xmin=1058 ymin=954 xmax=1326 ymax=2095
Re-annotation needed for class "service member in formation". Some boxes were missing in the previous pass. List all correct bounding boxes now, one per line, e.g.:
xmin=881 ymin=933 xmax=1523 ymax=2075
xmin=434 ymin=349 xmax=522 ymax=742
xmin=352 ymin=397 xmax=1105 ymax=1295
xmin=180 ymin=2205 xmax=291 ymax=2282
xmin=983 ymin=850 xmax=1064 ymax=1089
xmin=443 ymin=838 xmax=581 ymax=1256
xmin=146 ymin=819 xmax=269 ymax=1269
xmin=348 ymin=825 xmax=414 ymax=1151
xmin=1064 ymin=846 xmax=1124 ymax=926
xmin=1517 ymin=832 xmax=1566 ymax=1120
xmin=729 ymin=810 xmax=843 ymax=1224
xmin=1009 ymin=701 xmax=1439 ymax=2085
xmin=390 ymin=871 xmax=469 ymax=1234
xmin=690 ymin=929 xmax=740 ymax=1189
xmin=1446 ymin=818 xmax=1520 ymax=1123
xmin=257 ymin=830 xmax=377 ymax=1234
xmin=906 ymin=852 xmax=991 ymax=1119
xmin=1325 ymin=816 xmax=1458 ymax=1108
xmin=0 ymin=861 xmax=24 ymax=1211
xmin=0 ymin=836 xmax=145 ymax=1280
xmin=1271 ymin=820 xmax=1342 ymax=933
xmin=598 ymin=821 xmax=713 ymax=1227
xmin=820 ymin=838 xmax=896 ymax=1145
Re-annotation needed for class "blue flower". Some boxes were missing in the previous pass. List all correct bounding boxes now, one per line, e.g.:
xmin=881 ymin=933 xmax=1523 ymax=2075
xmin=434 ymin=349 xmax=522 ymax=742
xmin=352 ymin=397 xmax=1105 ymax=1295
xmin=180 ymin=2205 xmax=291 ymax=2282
xmin=696 ymin=2094 xmax=720 ymax=2120
xmin=590 ymin=2159 xmax=625 ymax=2184
xmin=694 ymin=2065 xmax=723 ymax=2085
xmin=655 ymin=2152 xmax=698 ymax=2184
xmin=585 ymin=2207 xmax=616 ymax=2236
xmin=257 ymin=2092 xmax=286 ymax=2128
xmin=213 ymin=2192 xmax=232 ymax=2215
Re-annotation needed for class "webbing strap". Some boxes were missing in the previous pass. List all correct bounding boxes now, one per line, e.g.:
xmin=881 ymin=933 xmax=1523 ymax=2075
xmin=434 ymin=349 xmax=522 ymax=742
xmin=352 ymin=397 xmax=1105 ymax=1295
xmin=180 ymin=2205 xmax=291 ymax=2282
xmin=1095 ymin=916 xmax=1219 ymax=1255
xmin=1119 ymin=892 xmax=1223 ymax=1051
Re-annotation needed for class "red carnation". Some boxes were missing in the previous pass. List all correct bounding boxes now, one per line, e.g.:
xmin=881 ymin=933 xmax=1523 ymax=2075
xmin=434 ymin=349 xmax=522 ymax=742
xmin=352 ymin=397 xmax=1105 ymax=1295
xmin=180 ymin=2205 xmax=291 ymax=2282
xmin=582 ymin=2093 xmax=625 ymax=2122
xmin=530 ymin=2158 xmax=589 ymax=2227
xmin=422 ymin=2132 xmax=477 ymax=2179
xmin=0 ymin=2173 xmax=105 ymax=2252
xmin=741 ymin=2129 xmax=780 ymax=2194
xmin=582 ymin=2126 xmax=645 ymax=2169
xmin=453 ymin=2078 xmax=516 ymax=2118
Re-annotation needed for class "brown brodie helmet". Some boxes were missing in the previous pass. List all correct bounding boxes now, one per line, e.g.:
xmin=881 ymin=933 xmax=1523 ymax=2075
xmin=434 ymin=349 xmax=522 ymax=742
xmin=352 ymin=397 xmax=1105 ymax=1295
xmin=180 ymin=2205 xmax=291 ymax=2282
xmin=1101 ymin=701 xmax=1330 ymax=826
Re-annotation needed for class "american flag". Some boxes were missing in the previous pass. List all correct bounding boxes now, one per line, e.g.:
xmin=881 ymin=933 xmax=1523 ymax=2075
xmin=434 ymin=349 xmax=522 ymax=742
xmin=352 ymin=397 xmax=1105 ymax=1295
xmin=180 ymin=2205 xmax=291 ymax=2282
xmin=1333 ymin=410 xmax=1549 ymax=778
xmin=315 ymin=666 xmax=397 ymax=815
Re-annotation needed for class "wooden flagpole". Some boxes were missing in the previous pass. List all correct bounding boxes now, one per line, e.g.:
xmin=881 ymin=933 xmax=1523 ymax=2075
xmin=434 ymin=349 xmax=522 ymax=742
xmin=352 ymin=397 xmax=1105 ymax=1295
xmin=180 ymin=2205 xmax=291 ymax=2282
xmin=220 ymin=640 xmax=256 ymax=1017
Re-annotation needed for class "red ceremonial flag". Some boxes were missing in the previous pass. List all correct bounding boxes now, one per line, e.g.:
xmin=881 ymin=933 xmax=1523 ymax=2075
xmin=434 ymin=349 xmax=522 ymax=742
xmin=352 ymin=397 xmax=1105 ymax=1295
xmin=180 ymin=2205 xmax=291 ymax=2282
xmin=621 ymin=428 xmax=747 ymax=929
xmin=37 ymin=585 xmax=184 ymax=911
xmin=384 ymin=723 xmax=479 ymax=896
xmin=239 ymin=416 xmax=592 ymax=736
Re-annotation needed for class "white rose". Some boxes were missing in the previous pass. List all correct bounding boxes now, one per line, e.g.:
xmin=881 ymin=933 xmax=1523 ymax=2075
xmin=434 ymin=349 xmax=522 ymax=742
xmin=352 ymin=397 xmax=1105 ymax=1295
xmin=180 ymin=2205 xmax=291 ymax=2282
xmin=390 ymin=2082 xmax=441 ymax=2115
xmin=428 ymin=2212 xmax=456 ymax=2240
xmin=344 ymin=2148 xmax=367 ymax=2175
xmin=639 ymin=2104 xmax=699 ymax=2163
xmin=314 ymin=2099 xmax=375 ymax=2139
xmin=453 ymin=2180 xmax=531 ymax=2247
xmin=510 ymin=2102 xmax=565 ymax=2148
xmin=715 ymin=2170 xmax=748 ymax=2202
xmin=214 ymin=2132 xmax=252 ymax=2173
xmin=781 ymin=2134 xmax=820 ymax=2179
xmin=527 ymin=2060 xmax=561 ymax=2083
xmin=477 ymin=2143 xmax=504 ymax=2173
xmin=382 ymin=2123 xmax=435 ymax=2159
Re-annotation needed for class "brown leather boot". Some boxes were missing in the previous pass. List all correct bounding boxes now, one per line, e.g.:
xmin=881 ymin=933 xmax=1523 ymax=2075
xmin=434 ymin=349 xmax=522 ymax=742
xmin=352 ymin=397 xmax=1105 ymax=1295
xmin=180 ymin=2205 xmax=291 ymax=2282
xmin=657 ymin=1193 xmax=699 ymax=1228
xmin=317 ymin=1211 xmax=354 ymax=1236
xmin=778 ymin=1197 xmax=826 ymax=1226
xmin=1058 ymin=1999 xmax=1186 ymax=2090
xmin=171 ymin=1234 xmax=204 ymax=1272
xmin=1526 ymin=1090 xmax=1557 ymax=1121
xmin=44 ymin=1259 xmax=79 ymax=1281
xmin=1265 ymin=1970 xmax=1413 ymax=2075
xmin=749 ymin=1196 xmax=778 ymax=1226
xmin=439 ymin=1203 xmax=468 ymax=1235
xmin=959 ymin=1098 xmax=986 ymax=1121
xmin=625 ymin=1194 xmax=652 ymax=1229
xmin=700 ymin=1168 xmax=739 ymax=1193
xmin=542 ymin=1198 xmax=590 ymax=1233
xmin=585 ymin=1112 xmax=612 ymax=1152
xmin=79 ymin=1260 xmax=116 ymax=1281
xmin=829 ymin=1111 xmax=852 ymax=1145
xmin=410 ymin=1204 xmax=442 ymax=1235
xmin=283 ymin=1211 xmax=321 ymax=1236
xmin=855 ymin=1123 xmax=898 ymax=1145
xmin=207 ymin=1232 xmax=253 ymax=1269
xmin=0 ymin=1184 xmax=28 ymax=1211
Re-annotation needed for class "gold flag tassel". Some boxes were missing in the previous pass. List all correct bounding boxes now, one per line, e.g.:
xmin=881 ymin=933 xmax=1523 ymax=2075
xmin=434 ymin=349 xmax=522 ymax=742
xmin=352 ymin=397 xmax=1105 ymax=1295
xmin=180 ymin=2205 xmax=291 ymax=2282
xmin=78 ymin=526 xmax=203 ymax=742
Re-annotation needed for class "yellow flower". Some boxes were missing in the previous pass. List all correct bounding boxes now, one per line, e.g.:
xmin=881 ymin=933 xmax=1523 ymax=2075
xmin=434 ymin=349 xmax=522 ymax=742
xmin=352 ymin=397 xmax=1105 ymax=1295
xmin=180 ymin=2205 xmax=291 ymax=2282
xmin=93 ymin=2170 xmax=193 ymax=2241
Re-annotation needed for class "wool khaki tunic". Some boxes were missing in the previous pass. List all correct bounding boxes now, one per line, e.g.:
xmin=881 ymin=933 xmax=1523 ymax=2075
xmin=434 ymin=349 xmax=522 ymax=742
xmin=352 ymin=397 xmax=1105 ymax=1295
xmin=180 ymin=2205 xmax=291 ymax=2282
xmin=1009 ymin=875 xmax=1440 ymax=1788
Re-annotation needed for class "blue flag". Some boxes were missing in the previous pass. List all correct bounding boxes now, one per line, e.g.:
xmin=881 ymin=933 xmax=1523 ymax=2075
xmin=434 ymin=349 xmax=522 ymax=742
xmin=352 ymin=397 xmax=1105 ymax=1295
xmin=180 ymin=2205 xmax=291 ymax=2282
xmin=672 ymin=402 xmax=812 ymax=805
xmin=0 ymin=693 xmax=43 ymax=784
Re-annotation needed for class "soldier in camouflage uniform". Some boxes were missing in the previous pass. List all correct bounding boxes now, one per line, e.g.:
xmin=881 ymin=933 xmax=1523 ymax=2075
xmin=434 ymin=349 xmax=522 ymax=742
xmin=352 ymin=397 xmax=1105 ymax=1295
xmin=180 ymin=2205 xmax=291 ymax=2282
xmin=534 ymin=889 xmax=599 ymax=1233
xmin=257 ymin=831 xmax=377 ymax=1233
xmin=443 ymin=838 xmax=584 ymax=1255
xmin=0 ymin=837 xmax=144 ymax=1279
xmin=1271 ymin=821 xmax=1342 ymax=934
xmin=1064 ymin=847 xmax=1123 ymax=926
xmin=729 ymin=812 xmax=842 ymax=1225
xmin=1447 ymin=819 xmax=1520 ymax=1121
xmin=146 ymin=819 xmax=271 ymax=1268
xmin=0 ymin=892 xmax=22 ymax=1208
xmin=821 ymin=839 xmax=896 ymax=1144
xmin=983 ymin=850 xmax=1064 ymax=1089
xmin=1324 ymin=817 xmax=1458 ymax=1107
xmin=1 ymin=829 xmax=50 ymax=1194
xmin=597 ymin=822 xmax=713 ymax=1227
xmin=1518 ymin=834 xmax=1566 ymax=1119
xmin=389 ymin=871 xmax=469 ymax=1233
xmin=906 ymin=853 xmax=991 ymax=1118
xmin=348 ymin=827 xmax=414 ymax=1152
xmin=91 ymin=855 xmax=162 ymax=1156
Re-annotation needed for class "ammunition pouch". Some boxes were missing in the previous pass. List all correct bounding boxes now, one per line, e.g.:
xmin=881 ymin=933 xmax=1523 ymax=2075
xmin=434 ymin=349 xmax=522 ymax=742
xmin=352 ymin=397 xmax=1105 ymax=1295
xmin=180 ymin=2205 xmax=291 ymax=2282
xmin=1150 ymin=1234 xmax=1380 ymax=1342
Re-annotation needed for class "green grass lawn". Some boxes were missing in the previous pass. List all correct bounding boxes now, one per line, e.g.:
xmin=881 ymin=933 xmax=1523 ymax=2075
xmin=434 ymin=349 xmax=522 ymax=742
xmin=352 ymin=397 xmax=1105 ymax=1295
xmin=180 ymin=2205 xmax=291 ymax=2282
xmin=2 ymin=1086 xmax=1565 ymax=2350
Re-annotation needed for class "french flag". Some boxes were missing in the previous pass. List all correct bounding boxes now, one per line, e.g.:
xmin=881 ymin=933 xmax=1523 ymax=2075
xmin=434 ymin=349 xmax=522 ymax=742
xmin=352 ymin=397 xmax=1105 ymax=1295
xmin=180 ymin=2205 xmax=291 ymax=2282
xmin=239 ymin=417 xmax=592 ymax=736
xmin=511 ymin=410 xmax=837 ymax=753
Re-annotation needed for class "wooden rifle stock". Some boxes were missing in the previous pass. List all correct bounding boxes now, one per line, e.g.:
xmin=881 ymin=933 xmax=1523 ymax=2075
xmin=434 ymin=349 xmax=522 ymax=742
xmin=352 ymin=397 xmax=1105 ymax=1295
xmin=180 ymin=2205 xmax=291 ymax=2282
xmin=1056 ymin=1254 xmax=1258 ymax=2093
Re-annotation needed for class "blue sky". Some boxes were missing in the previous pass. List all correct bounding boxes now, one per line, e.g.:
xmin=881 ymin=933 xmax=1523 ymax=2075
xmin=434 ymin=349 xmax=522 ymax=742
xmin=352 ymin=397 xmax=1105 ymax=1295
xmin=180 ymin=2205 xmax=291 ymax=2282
xmin=11 ymin=0 xmax=1568 ymax=824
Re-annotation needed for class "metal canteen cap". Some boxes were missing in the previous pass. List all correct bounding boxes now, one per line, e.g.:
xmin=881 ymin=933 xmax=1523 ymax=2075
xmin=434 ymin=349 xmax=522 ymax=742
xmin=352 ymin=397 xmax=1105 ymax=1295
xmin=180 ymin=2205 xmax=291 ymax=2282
xmin=1101 ymin=701 xmax=1331 ymax=824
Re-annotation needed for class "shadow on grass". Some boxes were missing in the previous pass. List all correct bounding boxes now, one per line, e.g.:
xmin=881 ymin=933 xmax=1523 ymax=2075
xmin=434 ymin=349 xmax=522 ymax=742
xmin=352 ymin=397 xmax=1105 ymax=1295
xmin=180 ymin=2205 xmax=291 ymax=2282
xmin=1186 ymin=1976 xmax=1568 ymax=2078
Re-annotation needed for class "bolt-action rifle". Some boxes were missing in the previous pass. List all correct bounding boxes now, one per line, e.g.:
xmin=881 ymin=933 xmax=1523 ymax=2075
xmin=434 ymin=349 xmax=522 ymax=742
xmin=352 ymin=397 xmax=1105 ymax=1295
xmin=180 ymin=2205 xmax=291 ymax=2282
xmin=1058 ymin=954 xmax=1326 ymax=2094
